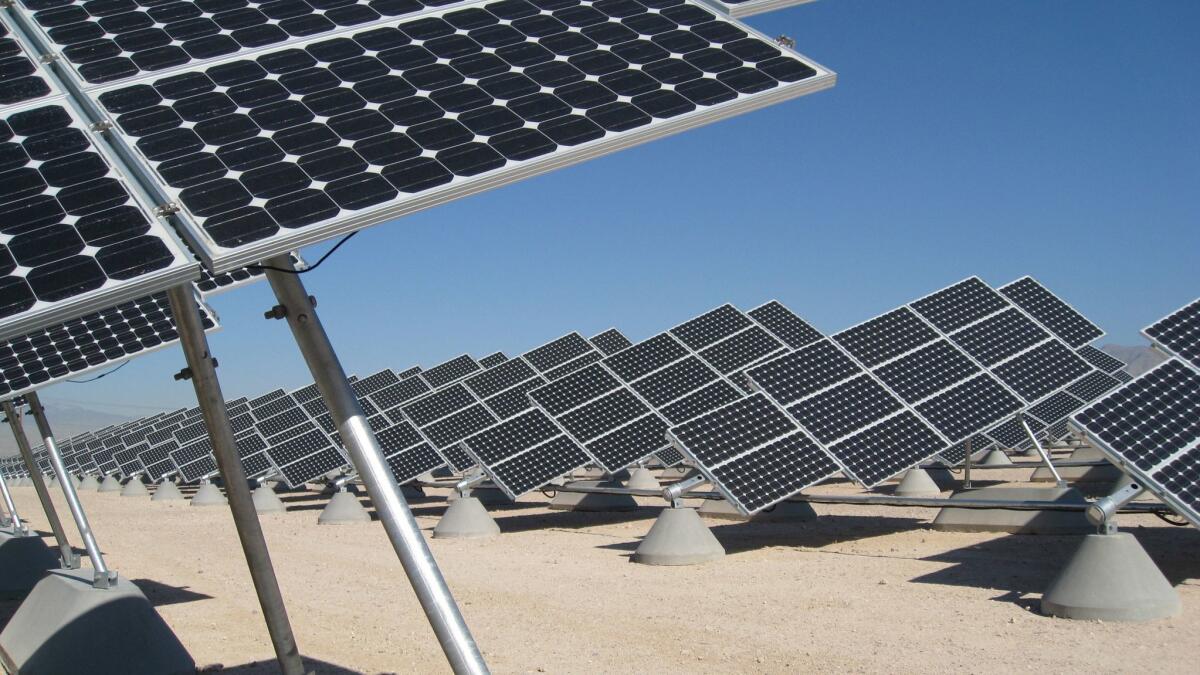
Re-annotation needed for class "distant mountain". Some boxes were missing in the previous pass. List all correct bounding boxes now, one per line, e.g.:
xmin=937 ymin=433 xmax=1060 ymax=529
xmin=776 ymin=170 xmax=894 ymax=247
xmin=1100 ymin=344 xmax=1167 ymax=377
xmin=0 ymin=403 xmax=133 ymax=457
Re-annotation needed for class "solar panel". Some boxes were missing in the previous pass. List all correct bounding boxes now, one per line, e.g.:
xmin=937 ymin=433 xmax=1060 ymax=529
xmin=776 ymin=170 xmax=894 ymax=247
xmin=479 ymin=351 xmax=508 ymax=368
xmin=0 ymin=12 xmax=61 ymax=109
xmin=367 ymin=375 xmax=431 ymax=411
xmin=399 ymin=382 xmax=494 ymax=470
xmin=263 ymin=419 xmax=348 ymax=487
xmin=910 ymin=277 xmax=1096 ymax=407
xmin=697 ymin=0 xmax=816 ymax=20
xmin=351 ymin=368 xmax=400 ymax=396
xmin=669 ymin=393 xmax=838 ymax=513
xmin=87 ymin=2 xmax=834 ymax=271
xmin=1071 ymin=359 xmax=1200 ymax=527
xmin=420 ymin=354 xmax=481 ymax=389
xmin=460 ymin=407 xmax=589 ymax=500
xmin=375 ymin=419 xmax=445 ymax=484
xmin=589 ymin=328 xmax=631 ymax=356
xmin=1143 ymin=298 xmax=1200 ymax=372
xmin=1076 ymin=345 xmax=1126 ymax=374
xmin=654 ymin=445 xmax=684 ymax=467
xmin=170 ymin=437 xmax=219 ymax=483
xmin=523 ymin=332 xmax=592 ymax=373
xmin=543 ymin=351 xmax=602 ymax=381
xmin=194 ymin=251 xmax=304 ymax=295
xmin=0 ymin=99 xmax=198 ymax=341
xmin=998 ymin=276 xmax=1104 ymax=349
xmin=1026 ymin=390 xmax=1085 ymax=426
xmin=985 ymin=415 xmax=1044 ymax=450
xmin=137 ymin=439 xmax=179 ymax=481
xmin=16 ymin=0 xmax=485 ymax=87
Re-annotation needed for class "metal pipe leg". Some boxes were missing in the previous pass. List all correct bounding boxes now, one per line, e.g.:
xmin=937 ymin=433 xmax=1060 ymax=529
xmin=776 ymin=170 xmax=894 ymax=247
xmin=0 ymin=471 xmax=23 ymax=533
xmin=26 ymin=393 xmax=114 ymax=587
xmin=3 ymin=402 xmax=77 ymax=568
xmin=963 ymin=437 xmax=973 ymax=490
xmin=263 ymin=256 xmax=489 ymax=675
xmin=1020 ymin=415 xmax=1066 ymax=487
xmin=167 ymin=285 xmax=305 ymax=675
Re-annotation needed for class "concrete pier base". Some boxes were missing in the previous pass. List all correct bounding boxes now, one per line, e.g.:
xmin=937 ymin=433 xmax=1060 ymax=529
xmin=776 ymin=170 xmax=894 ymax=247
xmin=150 ymin=481 xmax=184 ymax=501
xmin=317 ymin=490 xmax=370 ymax=524
xmin=894 ymin=468 xmax=942 ymax=497
xmin=79 ymin=475 xmax=99 ymax=491
xmin=97 ymin=475 xmax=122 ymax=493
xmin=549 ymin=480 xmax=638 ymax=512
xmin=931 ymin=486 xmax=1091 ymax=534
xmin=0 ymin=568 xmax=194 ymax=675
xmin=1041 ymin=533 xmax=1181 ymax=621
xmin=433 ymin=496 xmax=500 ymax=539
xmin=1031 ymin=446 xmax=1122 ymax=484
xmin=979 ymin=449 xmax=1014 ymax=466
xmin=120 ymin=479 xmax=148 ymax=497
xmin=190 ymin=482 xmax=226 ymax=506
xmin=632 ymin=508 xmax=725 ymax=566
xmin=252 ymin=486 xmax=286 ymax=514
xmin=625 ymin=468 xmax=660 ymax=491
xmin=447 ymin=486 xmax=508 ymax=506
xmin=0 ymin=529 xmax=59 ymax=600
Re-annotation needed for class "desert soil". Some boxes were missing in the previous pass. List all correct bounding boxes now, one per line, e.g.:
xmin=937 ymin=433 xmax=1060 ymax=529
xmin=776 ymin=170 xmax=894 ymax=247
xmin=4 ymin=464 xmax=1197 ymax=674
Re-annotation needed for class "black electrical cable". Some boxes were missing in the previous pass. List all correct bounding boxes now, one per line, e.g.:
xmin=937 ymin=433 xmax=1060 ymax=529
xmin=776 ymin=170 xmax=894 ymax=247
xmin=66 ymin=361 xmax=129 ymax=383
xmin=1154 ymin=511 xmax=1190 ymax=527
xmin=247 ymin=231 xmax=357 ymax=274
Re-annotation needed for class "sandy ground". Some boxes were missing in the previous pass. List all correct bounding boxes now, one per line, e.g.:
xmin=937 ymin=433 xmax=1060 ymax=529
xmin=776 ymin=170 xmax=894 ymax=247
xmin=3 ymin=462 xmax=1197 ymax=674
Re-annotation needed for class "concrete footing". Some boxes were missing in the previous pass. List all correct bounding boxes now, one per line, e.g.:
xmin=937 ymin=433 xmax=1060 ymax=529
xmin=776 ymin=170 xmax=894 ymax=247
xmin=1031 ymin=446 xmax=1122 ymax=484
xmin=1041 ymin=532 xmax=1181 ymax=621
xmin=318 ymin=490 xmax=370 ymax=524
xmin=931 ymin=486 xmax=1091 ymax=534
xmin=698 ymin=498 xmax=818 ymax=523
xmin=252 ymin=486 xmax=286 ymax=514
xmin=0 ymin=568 xmax=194 ymax=675
xmin=97 ymin=475 xmax=122 ymax=493
xmin=632 ymin=508 xmax=725 ymax=566
xmin=894 ymin=468 xmax=942 ymax=497
xmin=0 ymin=529 xmax=59 ymax=600
xmin=979 ymin=449 xmax=1014 ymax=466
xmin=433 ymin=497 xmax=500 ymax=539
xmin=150 ymin=481 xmax=184 ymax=501
xmin=79 ymin=475 xmax=99 ymax=491
xmin=549 ymin=480 xmax=638 ymax=512
xmin=625 ymin=468 xmax=660 ymax=491
xmin=190 ymin=482 xmax=226 ymax=506
xmin=120 ymin=479 xmax=148 ymax=497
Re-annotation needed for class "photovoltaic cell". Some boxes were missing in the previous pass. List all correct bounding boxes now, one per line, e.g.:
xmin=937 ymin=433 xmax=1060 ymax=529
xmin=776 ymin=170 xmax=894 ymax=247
xmin=420 ymin=354 xmax=480 ymax=389
xmin=479 ymin=351 xmax=508 ymax=368
xmin=0 ymin=14 xmax=60 ymax=108
xmin=1075 ymin=345 xmax=1125 ymax=374
xmin=523 ymin=332 xmax=592 ymax=373
xmin=747 ymin=300 xmax=822 ymax=350
xmin=832 ymin=308 xmax=939 ymax=368
xmin=0 ymin=100 xmax=197 ymax=341
xmin=1143 ymin=298 xmax=1200 ymax=372
xmin=670 ymin=304 xmax=752 ymax=350
xmin=89 ymin=1 xmax=833 ymax=271
xmin=999 ymin=276 xmax=1104 ymax=349
xmin=589 ymin=328 xmax=632 ymax=356
xmin=1072 ymin=359 xmax=1200 ymax=527
xmin=910 ymin=277 xmax=1009 ymax=334
xmin=0 ymin=290 xmax=218 ymax=397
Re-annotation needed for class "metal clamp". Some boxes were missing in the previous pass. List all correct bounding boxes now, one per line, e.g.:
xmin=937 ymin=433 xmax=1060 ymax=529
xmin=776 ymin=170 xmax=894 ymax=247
xmin=264 ymin=296 xmax=316 ymax=320
xmin=662 ymin=471 xmax=707 ymax=508
xmin=174 ymin=358 xmax=217 ymax=381
xmin=93 ymin=569 xmax=118 ymax=590
xmin=1086 ymin=479 xmax=1144 ymax=534
xmin=155 ymin=202 xmax=181 ymax=216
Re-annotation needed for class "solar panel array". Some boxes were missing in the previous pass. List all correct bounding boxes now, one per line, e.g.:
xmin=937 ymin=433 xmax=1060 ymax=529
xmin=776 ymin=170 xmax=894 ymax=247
xmin=1143 ymin=298 xmax=1200 ymax=372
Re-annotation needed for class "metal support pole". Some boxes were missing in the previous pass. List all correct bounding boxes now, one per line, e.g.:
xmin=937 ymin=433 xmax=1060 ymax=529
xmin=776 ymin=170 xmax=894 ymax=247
xmin=0 ymin=470 xmax=25 ymax=534
xmin=25 ymin=393 xmax=115 ymax=588
xmin=166 ymin=285 xmax=305 ymax=675
xmin=453 ymin=473 xmax=486 ymax=497
xmin=262 ymin=256 xmax=489 ymax=675
xmin=963 ymin=437 xmax=973 ymax=489
xmin=662 ymin=471 xmax=707 ymax=508
xmin=1019 ymin=414 xmax=1066 ymax=487
xmin=4 ymin=401 xmax=77 ymax=568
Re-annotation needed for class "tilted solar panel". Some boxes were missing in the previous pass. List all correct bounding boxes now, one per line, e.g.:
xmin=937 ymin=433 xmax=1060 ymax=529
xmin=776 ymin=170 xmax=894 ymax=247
xmin=1143 ymin=298 xmax=1200 ymax=372
xmin=87 ymin=0 xmax=834 ymax=271
xmin=998 ymin=276 xmax=1104 ymax=349
xmin=588 ymin=328 xmax=631 ymax=356
xmin=0 ymin=99 xmax=198 ymax=341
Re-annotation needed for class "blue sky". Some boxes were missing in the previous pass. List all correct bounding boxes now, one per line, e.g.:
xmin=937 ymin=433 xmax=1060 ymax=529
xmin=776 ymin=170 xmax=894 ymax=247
xmin=39 ymin=0 xmax=1200 ymax=418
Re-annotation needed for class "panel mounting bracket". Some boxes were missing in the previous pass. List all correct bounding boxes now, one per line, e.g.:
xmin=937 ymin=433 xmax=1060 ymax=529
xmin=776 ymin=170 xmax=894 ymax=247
xmin=89 ymin=119 xmax=112 ymax=132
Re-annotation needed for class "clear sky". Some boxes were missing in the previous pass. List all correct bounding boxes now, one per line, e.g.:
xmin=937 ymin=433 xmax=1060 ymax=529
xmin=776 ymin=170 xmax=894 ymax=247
xmin=36 ymin=0 xmax=1200 ymax=421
